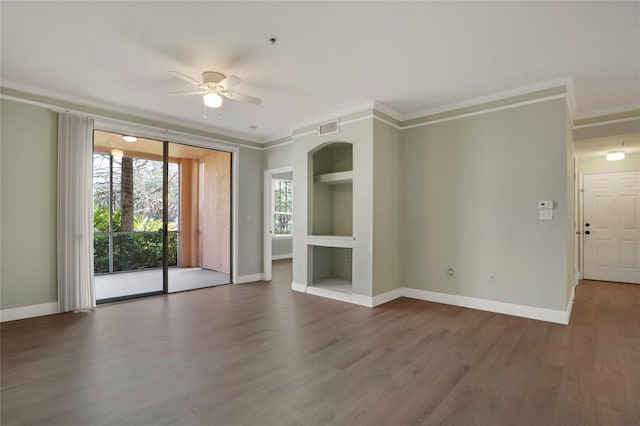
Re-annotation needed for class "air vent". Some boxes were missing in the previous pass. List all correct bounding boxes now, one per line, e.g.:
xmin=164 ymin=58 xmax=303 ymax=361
xmin=318 ymin=120 xmax=339 ymax=136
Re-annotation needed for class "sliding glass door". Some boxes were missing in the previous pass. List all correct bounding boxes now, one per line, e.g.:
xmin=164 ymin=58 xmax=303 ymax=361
xmin=167 ymin=143 xmax=231 ymax=292
xmin=92 ymin=131 xmax=231 ymax=303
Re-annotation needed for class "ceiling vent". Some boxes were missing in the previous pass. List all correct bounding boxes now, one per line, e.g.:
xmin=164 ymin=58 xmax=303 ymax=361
xmin=318 ymin=120 xmax=339 ymax=136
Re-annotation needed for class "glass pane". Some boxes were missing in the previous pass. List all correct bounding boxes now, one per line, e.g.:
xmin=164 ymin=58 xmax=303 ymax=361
xmin=167 ymin=143 xmax=231 ymax=293
xmin=93 ymin=131 xmax=164 ymax=302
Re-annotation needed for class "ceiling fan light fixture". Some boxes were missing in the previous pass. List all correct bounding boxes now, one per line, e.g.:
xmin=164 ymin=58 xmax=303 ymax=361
xmin=606 ymin=150 xmax=625 ymax=161
xmin=203 ymin=93 xmax=223 ymax=108
xmin=122 ymin=135 xmax=137 ymax=143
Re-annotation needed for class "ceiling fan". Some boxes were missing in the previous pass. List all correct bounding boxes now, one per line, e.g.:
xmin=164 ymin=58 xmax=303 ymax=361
xmin=168 ymin=71 xmax=261 ymax=110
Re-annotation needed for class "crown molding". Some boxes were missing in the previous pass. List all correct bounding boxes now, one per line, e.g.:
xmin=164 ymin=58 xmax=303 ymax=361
xmin=373 ymin=100 xmax=403 ymax=122
xmin=0 ymin=79 xmax=263 ymax=145
xmin=402 ymin=77 xmax=572 ymax=122
xmin=573 ymin=103 xmax=640 ymax=121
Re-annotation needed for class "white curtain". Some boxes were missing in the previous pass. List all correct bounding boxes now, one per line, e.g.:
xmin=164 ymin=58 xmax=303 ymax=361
xmin=58 ymin=113 xmax=95 ymax=312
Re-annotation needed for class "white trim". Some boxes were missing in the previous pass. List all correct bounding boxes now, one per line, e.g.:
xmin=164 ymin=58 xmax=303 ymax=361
xmin=263 ymin=139 xmax=293 ymax=150
xmin=1 ymin=302 xmax=59 ymax=322
xmin=290 ymin=101 xmax=376 ymax=133
xmin=272 ymin=234 xmax=293 ymax=240
xmin=272 ymin=253 xmax=293 ymax=260
xmin=402 ymin=76 xmax=572 ymax=121
xmin=401 ymin=287 xmax=572 ymax=325
xmin=291 ymin=281 xmax=307 ymax=292
xmin=372 ymin=288 xmax=403 ymax=307
xmin=402 ymin=94 xmax=568 ymax=130
xmin=373 ymin=100 xmax=403 ymax=121
xmin=373 ymin=115 xmax=402 ymax=130
xmin=573 ymin=102 xmax=640 ymax=120
xmin=235 ymin=273 xmax=265 ymax=284
xmin=572 ymin=116 xmax=640 ymax=129
xmin=231 ymin=150 xmax=239 ymax=285
xmin=306 ymin=286 xmax=373 ymax=307
xmin=1 ymin=79 xmax=263 ymax=144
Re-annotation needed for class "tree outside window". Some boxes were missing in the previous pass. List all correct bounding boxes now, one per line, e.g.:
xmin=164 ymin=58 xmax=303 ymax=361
xmin=273 ymin=179 xmax=292 ymax=235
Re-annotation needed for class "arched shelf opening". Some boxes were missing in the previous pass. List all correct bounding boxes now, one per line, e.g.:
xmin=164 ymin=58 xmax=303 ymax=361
xmin=308 ymin=142 xmax=353 ymax=237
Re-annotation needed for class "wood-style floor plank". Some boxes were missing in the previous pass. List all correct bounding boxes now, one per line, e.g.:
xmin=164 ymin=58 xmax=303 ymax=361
xmin=2 ymin=262 xmax=639 ymax=425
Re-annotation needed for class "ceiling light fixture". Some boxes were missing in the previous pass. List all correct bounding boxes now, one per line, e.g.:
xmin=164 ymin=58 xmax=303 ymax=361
xmin=606 ymin=141 xmax=625 ymax=161
xmin=111 ymin=149 xmax=124 ymax=158
xmin=606 ymin=150 xmax=625 ymax=161
xmin=203 ymin=93 xmax=223 ymax=108
xmin=122 ymin=135 xmax=137 ymax=143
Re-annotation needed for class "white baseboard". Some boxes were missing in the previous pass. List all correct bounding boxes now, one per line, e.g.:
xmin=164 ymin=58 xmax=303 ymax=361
xmin=372 ymin=288 xmax=403 ymax=307
xmin=291 ymin=281 xmax=307 ymax=293
xmin=306 ymin=286 xmax=372 ymax=307
xmin=272 ymin=254 xmax=292 ymax=261
xmin=401 ymin=287 xmax=571 ymax=325
xmin=235 ymin=273 xmax=265 ymax=284
xmin=1 ymin=301 xmax=59 ymax=322
xmin=296 ymin=283 xmax=574 ymax=325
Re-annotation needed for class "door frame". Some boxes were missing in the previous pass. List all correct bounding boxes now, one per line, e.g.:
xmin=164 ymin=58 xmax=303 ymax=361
xmin=94 ymin=120 xmax=240 ymax=284
xmin=263 ymin=166 xmax=293 ymax=281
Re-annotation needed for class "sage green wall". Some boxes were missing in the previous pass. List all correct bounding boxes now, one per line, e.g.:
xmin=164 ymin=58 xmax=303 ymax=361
xmin=372 ymin=120 xmax=402 ymax=296
xmin=263 ymin=143 xmax=293 ymax=171
xmin=401 ymin=99 xmax=570 ymax=311
xmin=237 ymin=146 xmax=264 ymax=277
xmin=1 ymin=100 xmax=58 ymax=309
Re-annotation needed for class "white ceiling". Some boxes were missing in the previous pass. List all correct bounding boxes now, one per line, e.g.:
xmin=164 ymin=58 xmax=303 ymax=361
xmin=1 ymin=2 xmax=638 ymax=142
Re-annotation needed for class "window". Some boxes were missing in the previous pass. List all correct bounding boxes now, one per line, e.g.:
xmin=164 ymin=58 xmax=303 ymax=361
xmin=273 ymin=179 xmax=292 ymax=235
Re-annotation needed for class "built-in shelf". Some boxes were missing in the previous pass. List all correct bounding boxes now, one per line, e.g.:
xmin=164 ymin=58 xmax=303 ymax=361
xmin=309 ymin=278 xmax=352 ymax=294
xmin=315 ymin=171 xmax=353 ymax=185
xmin=306 ymin=235 xmax=354 ymax=248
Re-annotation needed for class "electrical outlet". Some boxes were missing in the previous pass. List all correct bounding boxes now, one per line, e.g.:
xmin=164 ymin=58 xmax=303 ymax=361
xmin=448 ymin=268 xmax=455 ymax=277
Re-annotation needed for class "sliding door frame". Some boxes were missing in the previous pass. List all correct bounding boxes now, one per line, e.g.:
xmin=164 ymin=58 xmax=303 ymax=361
xmin=94 ymin=120 xmax=240 ymax=285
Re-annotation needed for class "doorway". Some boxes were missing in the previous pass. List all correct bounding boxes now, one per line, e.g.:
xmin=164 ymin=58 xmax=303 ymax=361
xmin=583 ymin=171 xmax=640 ymax=284
xmin=92 ymin=131 xmax=232 ymax=302
xmin=263 ymin=167 xmax=293 ymax=281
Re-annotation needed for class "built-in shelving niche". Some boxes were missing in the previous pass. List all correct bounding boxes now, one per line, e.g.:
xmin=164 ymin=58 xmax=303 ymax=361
xmin=308 ymin=246 xmax=353 ymax=294
xmin=309 ymin=142 xmax=353 ymax=237
xmin=307 ymin=142 xmax=354 ymax=293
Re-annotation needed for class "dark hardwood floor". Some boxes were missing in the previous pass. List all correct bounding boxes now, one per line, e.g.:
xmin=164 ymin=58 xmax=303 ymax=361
xmin=2 ymin=260 xmax=639 ymax=425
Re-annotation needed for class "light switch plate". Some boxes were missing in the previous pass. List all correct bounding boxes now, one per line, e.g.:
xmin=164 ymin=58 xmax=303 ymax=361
xmin=539 ymin=210 xmax=553 ymax=220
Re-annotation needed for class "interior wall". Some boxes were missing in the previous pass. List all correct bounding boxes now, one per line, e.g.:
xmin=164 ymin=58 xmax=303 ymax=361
xmin=578 ymin=152 xmax=640 ymax=174
xmin=372 ymin=119 xmax=402 ymax=296
xmin=237 ymin=146 xmax=264 ymax=277
xmin=1 ymin=99 xmax=59 ymax=309
xmin=401 ymin=98 xmax=570 ymax=311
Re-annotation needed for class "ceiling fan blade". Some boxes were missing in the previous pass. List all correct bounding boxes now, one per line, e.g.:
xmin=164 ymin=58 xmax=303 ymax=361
xmin=217 ymin=74 xmax=243 ymax=90
xmin=168 ymin=71 xmax=203 ymax=87
xmin=220 ymin=90 xmax=261 ymax=105
xmin=168 ymin=90 xmax=207 ymax=96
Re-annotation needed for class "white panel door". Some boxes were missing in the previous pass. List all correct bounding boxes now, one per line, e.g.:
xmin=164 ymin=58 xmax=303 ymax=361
xmin=583 ymin=171 xmax=640 ymax=284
